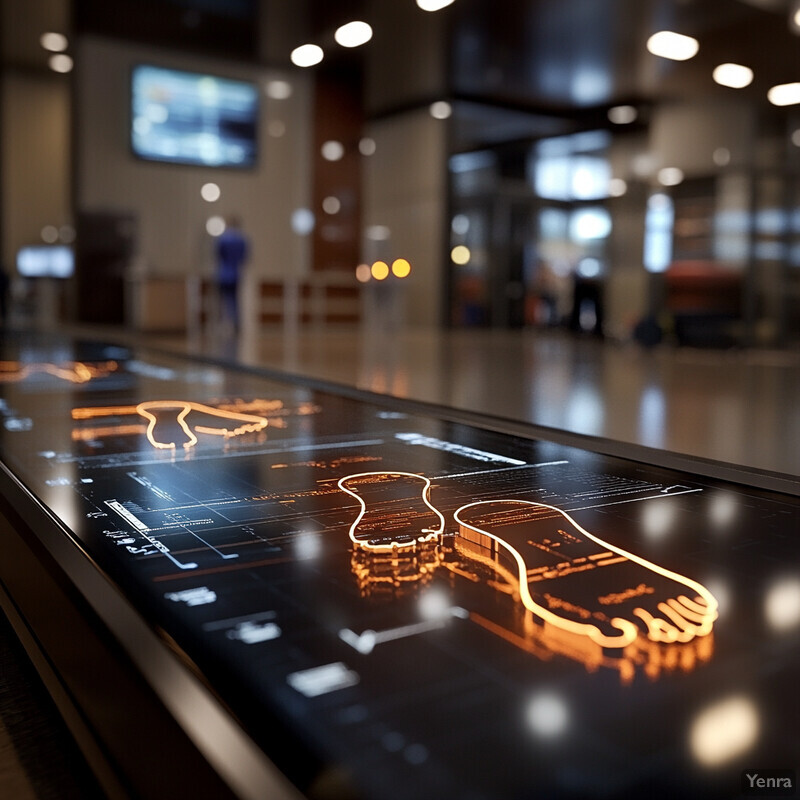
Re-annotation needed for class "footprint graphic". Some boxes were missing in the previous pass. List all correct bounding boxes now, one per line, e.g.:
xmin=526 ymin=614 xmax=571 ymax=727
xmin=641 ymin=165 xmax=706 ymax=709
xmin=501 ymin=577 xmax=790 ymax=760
xmin=135 ymin=400 xmax=268 ymax=450
xmin=338 ymin=471 xmax=445 ymax=552
xmin=454 ymin=499 xmax=718 ymax=649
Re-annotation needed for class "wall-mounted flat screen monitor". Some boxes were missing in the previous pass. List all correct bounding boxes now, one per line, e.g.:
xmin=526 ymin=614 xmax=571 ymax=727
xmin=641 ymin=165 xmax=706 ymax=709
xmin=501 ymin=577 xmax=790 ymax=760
xmin=131 ymin=65 xmax=258 ymax=168
xmin=16 ymin=245 xmax=74 ymax=278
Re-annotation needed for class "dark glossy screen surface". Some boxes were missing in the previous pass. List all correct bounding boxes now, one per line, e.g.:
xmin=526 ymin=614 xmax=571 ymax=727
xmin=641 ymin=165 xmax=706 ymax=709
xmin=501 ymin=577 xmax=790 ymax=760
xmin=0 ymin=332 xmax=797 ymax=799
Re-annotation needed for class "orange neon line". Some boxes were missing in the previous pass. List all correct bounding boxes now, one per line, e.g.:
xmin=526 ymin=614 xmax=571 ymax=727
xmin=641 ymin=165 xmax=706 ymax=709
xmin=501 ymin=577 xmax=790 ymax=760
xmin=72 ymin=424 xmax=147 ymax=441
xmin=72 ymin=405 xmax=139 ymax=420
xmin=595 ymin=556 xmax=628 ymax=567
xmin=454 ymin=499 xmax=718 ymax=650
xmin=0 ymin=361 xmax=117 ymax=384
xmin=633 ymin=607 xmax=679 ymax=643
xmin=677 ymin=594 xmax=709 ymax=613
xmin=667 ymin=597 xmax=707 ymax=624
xmin=337 ymin=471 xmax=445 ymax=552
xmin=657 ymin=602 xmax=696 ymax=643
xmin=134 ymin=400 xmax=269 ymax=450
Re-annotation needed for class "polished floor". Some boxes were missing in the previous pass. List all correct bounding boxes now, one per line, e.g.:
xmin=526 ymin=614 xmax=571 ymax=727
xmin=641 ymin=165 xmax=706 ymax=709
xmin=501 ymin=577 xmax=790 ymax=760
xmin=157 ymin=322 xmax=800 ymax=479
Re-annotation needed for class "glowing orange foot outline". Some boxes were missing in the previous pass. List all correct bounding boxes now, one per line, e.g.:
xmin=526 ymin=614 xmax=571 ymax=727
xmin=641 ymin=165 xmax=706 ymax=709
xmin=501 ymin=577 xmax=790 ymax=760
xmin=135 ymin=400 xmax=268 ymax=450
xmin=454 ymin=500 xmax=718 ymax=650
xmin=338 ymin=471 xmax=445 ymax=552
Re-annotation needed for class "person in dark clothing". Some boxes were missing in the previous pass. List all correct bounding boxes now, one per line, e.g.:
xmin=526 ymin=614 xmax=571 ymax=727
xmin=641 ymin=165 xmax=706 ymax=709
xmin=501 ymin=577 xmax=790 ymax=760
xmin=215 ymin=216 xmax=249 ymax=333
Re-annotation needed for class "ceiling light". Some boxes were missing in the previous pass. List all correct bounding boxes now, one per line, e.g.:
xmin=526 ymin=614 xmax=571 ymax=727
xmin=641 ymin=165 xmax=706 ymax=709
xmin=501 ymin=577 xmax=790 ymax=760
xmin=391 ymin=259 xmax=411 ymax=278
xmin=607 ymin=105 xmax=637 ymax=124
xmin=658 ymin=167 xmax=684 ymax=186
xmin=322 ymin=196 xmax=341 ymax=215
xmin=713 ymin=147 xmax=731 ymax=166
xmin=41 ymin=225 xmax=59 ymax=243
xmin=290 ymin=44 xmax=323 ymax=68
xmin=291 ymin=208 xmax=315 ymax=236
xmin=201 ymin=182 xmax=221 ymax=202
xmin=40 ymin=32 xmax=68 ymax=52
xmin=371 ymin=261 xmax=389 ymax=281
xmin=321 ymin=140 xmax=345 ymax=161
xmin=206 ymin=216 xmax=226 ymax=237
xmin=792 ymin=0 xmax=800 ymax=32
xmin=358 ymin=137 xmax=376 ymax=156
xmin=646 ymin=31 xmax=699 ymax=61
xmin=768 ymin=82 xmax=800 ymax=106
xmin=608 ymin=178 xmax=628 ymax=197
xmin=429 ymin=101 xmax=452 ymax=119
xmin=417 ymin=0 xmax=456 ymax=10
xmin=451 ymin=245 xmax=470 ymax=265
xmin=48 ymin=54 xmax=73 ymax=73
xmin=366 ymin=225 xmax=390 ymax=241
xmin=334 ymin=21 xmax=373 ymax=48
xmin=265 ymin=80 xmax=292 ymax=99
xmin=713 ymin=63 xmax=753 ymax=89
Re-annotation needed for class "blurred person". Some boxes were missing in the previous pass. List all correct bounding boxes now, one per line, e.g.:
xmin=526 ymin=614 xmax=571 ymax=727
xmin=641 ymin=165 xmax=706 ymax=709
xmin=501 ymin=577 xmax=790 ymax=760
xmin=215 ymin=216 xmax=249 ymax=334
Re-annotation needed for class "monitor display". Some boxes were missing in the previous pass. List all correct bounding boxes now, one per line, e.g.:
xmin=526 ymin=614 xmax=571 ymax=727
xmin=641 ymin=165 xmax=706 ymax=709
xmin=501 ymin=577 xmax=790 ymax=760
xmin=16 ymin=245 xmax=74 ymax=278
xmin=131 ymin=65 xmax=258 ymax=168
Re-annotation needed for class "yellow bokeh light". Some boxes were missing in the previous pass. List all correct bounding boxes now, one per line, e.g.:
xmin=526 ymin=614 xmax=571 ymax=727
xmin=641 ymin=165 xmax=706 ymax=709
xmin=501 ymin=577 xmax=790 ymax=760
xmin=355 ymin=263 xmax=371 ymax=283
xmin=451 ymin=245 xmax=471 ymax=265
xmin=391 ymin=258 xmax=411 ymax=278
xmin=371 ymin=261 xmax=389 ymax=280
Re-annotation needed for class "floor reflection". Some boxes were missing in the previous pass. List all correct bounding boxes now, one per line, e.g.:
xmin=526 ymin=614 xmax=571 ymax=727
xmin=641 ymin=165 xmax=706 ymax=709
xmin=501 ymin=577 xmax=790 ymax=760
xmin=164 ymin=324 xmax=799 ymax=476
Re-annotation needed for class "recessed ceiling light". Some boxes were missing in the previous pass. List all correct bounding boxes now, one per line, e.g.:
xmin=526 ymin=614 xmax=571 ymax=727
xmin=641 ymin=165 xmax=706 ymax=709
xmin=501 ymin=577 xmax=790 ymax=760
xmin=48 ymin=54 xmax=73 ymax=73
xmin=206 ymin=216 xmax=226 ymax=237
xmin=607 ymin=105 xmax=638 ymax=124
xmin=416 ymin=0 xmax=455 ymax=10
xmin=201 ymin=182 xmax=221 ymax=202
xmin=646 ymin=30 xmax=699 ymax=61
xmin=429 ymin=101 xmax=452 ymax=119
xmin=608 ymin=178 xmax=628 ymax=197
xmin=265 ymin=80 xmax=292 ymax=99
xmin=334 ymin=21 xmax=372 ymax=48
xmin=768 ymin=82 xmax=800 ymax=106
xmin=713 ymin=147 xmax=731 ymax=166
xmin=322 ymin=196 xmax=341 ymax=215
xmin=321 ymin=140 xmax=345 ymax=161
xmin=290 ymin=44 xmax=323 ymax=68
xmin=40 ymin=32 xmax=68 ymax=52
xmin=358 ymin=137 xmax=376 ymax=156
xmin=658 ymin=167 xmax=685 ymax=186
xmin=713 ymin=63 xmax=753 ymax=89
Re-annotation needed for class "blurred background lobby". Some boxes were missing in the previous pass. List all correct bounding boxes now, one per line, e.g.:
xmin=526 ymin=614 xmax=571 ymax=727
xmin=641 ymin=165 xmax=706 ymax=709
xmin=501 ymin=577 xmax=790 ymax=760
xmin=1 ymin=0 xmax=799 ymax=480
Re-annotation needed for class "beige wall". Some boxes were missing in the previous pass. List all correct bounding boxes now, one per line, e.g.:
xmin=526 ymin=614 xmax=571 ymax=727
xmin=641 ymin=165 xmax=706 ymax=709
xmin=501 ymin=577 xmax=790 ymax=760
xmin=75 ymin=35 xmax=313 ymax=285
xmin=362 ymin=109 xmax=448 ymax=328
xmin=1 ymin=70 xmax=71 ymax=272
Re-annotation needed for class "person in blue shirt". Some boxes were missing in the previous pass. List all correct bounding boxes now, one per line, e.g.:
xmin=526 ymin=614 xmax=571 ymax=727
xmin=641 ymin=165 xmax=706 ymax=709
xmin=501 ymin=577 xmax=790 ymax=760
xmin=215 ymin=216 xmax=249 ymax=334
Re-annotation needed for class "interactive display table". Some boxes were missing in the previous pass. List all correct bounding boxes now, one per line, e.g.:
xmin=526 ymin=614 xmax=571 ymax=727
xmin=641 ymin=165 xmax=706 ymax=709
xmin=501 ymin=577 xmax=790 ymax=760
xmin=0 ymin=330 xmax=797 ymax=799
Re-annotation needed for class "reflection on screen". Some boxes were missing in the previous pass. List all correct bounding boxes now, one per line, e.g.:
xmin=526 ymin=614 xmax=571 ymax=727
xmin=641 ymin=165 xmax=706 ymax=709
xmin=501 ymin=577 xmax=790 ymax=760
xmin=131 ymin=65 xmax=258 ymax=168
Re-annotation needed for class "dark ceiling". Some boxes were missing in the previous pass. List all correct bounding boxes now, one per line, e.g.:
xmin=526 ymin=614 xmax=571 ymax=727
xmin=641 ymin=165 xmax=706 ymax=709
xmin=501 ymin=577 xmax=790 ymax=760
xmin=4 ymin=0 xmax=800 ymax=147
